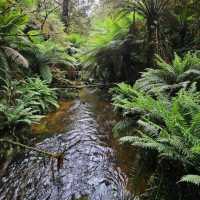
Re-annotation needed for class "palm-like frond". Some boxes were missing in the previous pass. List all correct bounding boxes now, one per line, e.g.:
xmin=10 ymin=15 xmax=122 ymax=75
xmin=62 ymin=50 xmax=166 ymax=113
xmin=179 ymin=175 xmax=200 ymax=186
xmin=81 ymin=12 xmax=142 ymax=81
xmin=0 ymin=100 xmax=43 ymax=130
xmin=2 ymin=46 xmax=29 ymax=68
xmin=135 ymin=52 xmax=200 ymax=95
xmin=20 ymin=42 xmax=76 ymax=83
xmin=132 ymin=0 xmax=169 ymax=20
xmin=112 ymin=83 xmax=200 ymax=174
xmin=113 ymin=118 xmax=136 ymax=137
xmin=18 ymin=77 xmax=59 ymax=114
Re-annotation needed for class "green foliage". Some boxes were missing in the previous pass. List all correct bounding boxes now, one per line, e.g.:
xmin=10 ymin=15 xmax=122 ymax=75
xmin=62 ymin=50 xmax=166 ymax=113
xmin=112 ymin=83 xmax=200 ymax=198
xmin=112 ymin=83 xmax=165 ymax=113
xmin=0 ymin=77 xmax=58 ymax=159
xmin=39 ymin=65 xmax=53 ymax=84
xmin=86 ymin=13 xmax=133 ymax=50
xmin=113 ymin=118 xmax=136 ymax=137
xmin=2 ymin=46 xmax=29 ymax=68
xmin=111 ymin=82 xmax=138 ymax=102
xmin=0 ymin=0 xmax=76 ymax=160
xmin=0 ymin=77 xmax=58 ymax=131
xmin=0 ymin=5 xmax=28 ymax=35
xmin=66 ymin=33 xmax=86 ymax=47
xmin=113 ymin=83 xmax=200 ymax=165
xmin=180 ymin=175 xmax=200 ymax=186
xmin=0 ymin=0 xmax=30 ymax=86
xmin=0 ymin=0 xmax=78 ymax=85
xmin=135 ymin=52 xmax=200 ymax=95
xmin=131 ymin=0 xmax=169 ymax=17
xmin=18 ymin=78 xmax=59 ymax=114
xmin=81 ymin=12 xmax=143 ymax=81
xmin=42 ymin=13 xmax=66 ymax=42
xmin=124 ymin=0 xmax=171 ymax=59
xmin=0 ymin=100 xmax=42 ymax=131
xmin=20 ymin=40 xmax=77 ymax=83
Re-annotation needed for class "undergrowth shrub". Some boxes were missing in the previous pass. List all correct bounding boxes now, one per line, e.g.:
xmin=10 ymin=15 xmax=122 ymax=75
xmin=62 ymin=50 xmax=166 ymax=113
xmin=18 ymin=77 xmax=59 ymax=114
xmin=111 ymin=83 xmax=200 ymax=199
xmin=135 ymin=51 xmax=200 ymax=96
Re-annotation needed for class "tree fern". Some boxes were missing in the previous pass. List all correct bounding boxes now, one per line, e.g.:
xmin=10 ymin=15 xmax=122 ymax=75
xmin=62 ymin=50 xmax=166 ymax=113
xmin=179 ymin=175 xmax=200 ymax=186
xmin=135 ymin=51 xmax=200 ymax=96
xmin=2 ymin=46 xmax=29 ymax=68
xmin=113 ymin=118 xmax=136 ymax=137
xmin=81 ymin=11 xmax=143 ymax=81
xmin=112 ymin=83 xmax=200 ymax=182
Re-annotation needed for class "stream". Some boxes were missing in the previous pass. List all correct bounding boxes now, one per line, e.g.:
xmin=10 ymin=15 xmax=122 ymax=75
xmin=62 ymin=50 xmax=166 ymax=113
xmin=0 ymin=88 xmax=136 ymax=200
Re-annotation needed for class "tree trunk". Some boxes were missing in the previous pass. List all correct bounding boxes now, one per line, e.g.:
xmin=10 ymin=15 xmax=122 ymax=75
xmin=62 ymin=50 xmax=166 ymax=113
xmin=62 ymin=0 xmax=69 ymax=30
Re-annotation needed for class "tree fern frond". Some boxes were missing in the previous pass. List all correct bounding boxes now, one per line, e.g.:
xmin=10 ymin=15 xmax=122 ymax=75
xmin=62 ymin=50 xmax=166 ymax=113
xmin=2 ymin=46 xmax=29 ymax=68
xmin=113 ymin=118 xmax=135 ymax=136
xmin=136 ymin=51 xmax=200 ymax=96
xmin=179 ymin=175 xmax=200 ymax=186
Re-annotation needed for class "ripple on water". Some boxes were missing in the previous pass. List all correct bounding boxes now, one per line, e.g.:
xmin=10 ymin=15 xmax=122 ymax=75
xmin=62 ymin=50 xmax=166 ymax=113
xmin=0 ymin=89 xmax=133 ymax=200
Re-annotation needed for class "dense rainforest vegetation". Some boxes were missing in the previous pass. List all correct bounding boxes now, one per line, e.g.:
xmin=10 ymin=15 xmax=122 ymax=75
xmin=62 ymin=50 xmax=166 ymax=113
xmin=0 ymin=0 xmax=200 ymax=200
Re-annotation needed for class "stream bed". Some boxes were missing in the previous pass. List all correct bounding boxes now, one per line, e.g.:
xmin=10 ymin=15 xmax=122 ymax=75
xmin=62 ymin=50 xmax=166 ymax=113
xmin=0 ymin=88 xmax=136 ymax=200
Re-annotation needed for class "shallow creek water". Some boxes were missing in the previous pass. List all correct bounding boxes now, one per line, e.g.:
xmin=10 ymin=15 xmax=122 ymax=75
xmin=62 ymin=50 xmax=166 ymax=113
xmin=0 ymin=88 xmax=139 ymax=200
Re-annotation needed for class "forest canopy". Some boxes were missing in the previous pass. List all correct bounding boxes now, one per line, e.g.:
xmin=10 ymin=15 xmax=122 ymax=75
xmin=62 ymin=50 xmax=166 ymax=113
xmin=0 ymin=0 xmax=200 ymax=200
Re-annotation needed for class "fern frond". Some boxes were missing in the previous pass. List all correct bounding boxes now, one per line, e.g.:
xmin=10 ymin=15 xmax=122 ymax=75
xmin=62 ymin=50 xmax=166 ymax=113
xmin=39 ymin=65 xmax=52 ymax=84
xmin=179 ymin=175 xmax=200 ymax=186
xmin=2 ymin=46 xmax=29 ymax=68
xmin=136 ymin=51 xmax=200 ymax=96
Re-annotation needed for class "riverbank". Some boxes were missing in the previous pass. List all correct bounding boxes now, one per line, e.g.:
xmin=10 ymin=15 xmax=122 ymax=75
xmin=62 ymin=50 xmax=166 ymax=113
xmin=0 ymin=88 xmax=136 ymax=200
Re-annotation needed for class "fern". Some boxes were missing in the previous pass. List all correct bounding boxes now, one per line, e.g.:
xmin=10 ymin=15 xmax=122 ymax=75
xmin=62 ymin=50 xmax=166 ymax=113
xmin=0 ymin=100 xmax=43 ymax=130
xmin=112 ymin=83 xmax=200 ymax=175
xmin=2 ymin=46 xmax=29 ymax=68
xmin=39 ymin=65 xmax=52 ymax=84
xmin=81 ymin=11 xmax=142 ymax=81
xmin=18 ymin=77 xmax=59 ymax=114
xmin=179 ymin=175 xmax=200 ymax=186
xmin=135 ymin=51 xmax=200 ymax=96
xmin=113 ymin=118 xmax=136 ymax=137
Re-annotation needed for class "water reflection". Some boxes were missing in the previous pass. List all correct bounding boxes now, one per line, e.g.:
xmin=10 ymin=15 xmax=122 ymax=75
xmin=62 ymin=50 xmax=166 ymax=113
xmin=0 ymin=88 xmax=133 ymax=200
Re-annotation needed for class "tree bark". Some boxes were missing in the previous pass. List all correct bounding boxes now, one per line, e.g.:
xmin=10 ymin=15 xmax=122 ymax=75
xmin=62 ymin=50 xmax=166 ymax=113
xmin=62 ymin=0 xmax=70 ymax=30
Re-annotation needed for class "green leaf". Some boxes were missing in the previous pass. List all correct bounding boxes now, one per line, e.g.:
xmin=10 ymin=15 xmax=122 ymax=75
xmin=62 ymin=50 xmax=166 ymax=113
xmin=39 ymin=65 xmax=53 ymax=84
xmin=179 ymin=175 xmax=200 ymax=186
